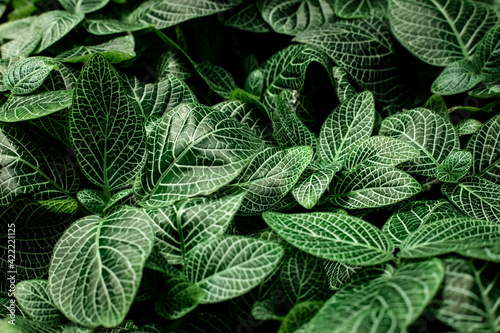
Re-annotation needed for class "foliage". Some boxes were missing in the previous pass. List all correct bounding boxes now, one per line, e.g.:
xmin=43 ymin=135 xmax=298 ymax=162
xmin=0 ymin=0 xmax=499 ymax=332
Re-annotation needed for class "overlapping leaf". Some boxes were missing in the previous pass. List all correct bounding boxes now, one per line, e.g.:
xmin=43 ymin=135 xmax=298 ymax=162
xmin=472 ymin=23 xmax=500 ymax=83
xmin=85 ymin=19 xmax=150 ymax=36
xmin=323 ymin=261 xmax=360 ymax=291
xmin=4 ymin=57 xmax=57 ymax=95
xmin=15 ymin=280 xmax=65 ymax=325
xmin=431 ymin=61 xmax=482 ymax=95
xmin=456 ymin=118 xmax=482 ymax=136
xmin=154 ymin=276 xmax=205 ymax=320
xmin=32 ymin=11 xmax=84 ymax=53
xmin=224 ymin=3 xmax=270 ymax=33
xmin=292 ymin=164 xmax=340 ymax=209
xmin=58 ymin=0 xmax=110 ymax=14
xmin=335 ymin=0 xmax=387 ymax=18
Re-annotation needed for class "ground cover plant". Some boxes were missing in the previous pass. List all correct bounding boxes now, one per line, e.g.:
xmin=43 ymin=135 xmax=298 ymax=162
xmin=0 ymin=0 xmax=500 ymax=332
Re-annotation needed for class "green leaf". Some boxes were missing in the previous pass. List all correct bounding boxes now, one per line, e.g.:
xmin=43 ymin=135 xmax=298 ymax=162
xmin=224 ymin=3 xmax=271 ymax=33
xmin=319 ymin=91 xmax=375 ymax=166
xmin=0 ymin=90 xmax=73 ymax=122
xmin=331 ymin=166 xmax=421 ymax=209
xmin=436 ymin=150 xmax=472 ymax=183
xmin=154 ymin=276 xmax=205 ymax=320
xmin=156 ymin=50 xmax=192 ymax=81
xmin=259 ymin=0 xmax=336 ymax=35
xmin=0 ymin=123 xmax=80 ymax=206
xmin=442 ymin=175 xmax=500 ymax=222
xmin=292 ymin=164 xmax=340 ymax=209
xmin=194 ymin=62 xmax=239 ymax=98
xmin=33 ymin=11 xmax=84 ymax=54
xmin=466 ymin=113 xmax=500 ymax=183
xmin=294 ymin=17 xmax=415 ymax=105
xmin=423 ymin=93 xmax=449 ymax=120
xmin=244 ymin=69 xmax=264 ymax=97
xmin=389 ymin=0 xmax=499 ymax=66
xmin=58 ymin=0 xmax=110 ymax=14
xmin=380 ymin=108 xmax=460 ymax=177
xmin=344 ymin=136 xmax=420 ymax=171
xmin=263 ymin=212 xmax=394 ymax=266
xmin=146 ymin=193 xmax=245 ymax=265
xmin=278 ymin=301 xmax=323 ymax=333
xmin=382 ymin=200 xmax=465 ymax=246
xmin=4 ymin=57 xmax=57 ymax=95
xmin=308 ymin=259 xmax=444 ymax=332
xmin=335 ymin=0 xmax=387 ymax=18
xmin=435 ymin=259 xmax=500 ymax=332
xmin=55 ymin=35 xmax=136 ymax=64
xmin=48 ymin=207 xmax=154 ymax=328
xmin=124 ymin=75 xmax=197 ymax=119
xmin=1 ymin=27 xmax=42 ymax=59
xmin=331 ymin=66 xmax=357 ymax=102
xmin=272 ymin=90 xmax=317 ymax=149
xmin=71 ymin=54 xmax=146 ymax=193
xmin=28 ymin=108 xmax=71 ymax=146
xmin=134 ymin=103 xmax=263 ymax=208
xmin=472 ymin=23 xmax=500 ymax=83
xmin=231 ymin=146 xmax=313 ymax=215
xmin=455 ymin=118 xmax=482 ymax=136
xmin=323 ymin=261 xmax=360 ymax=290
xmin=104 ymin=188 xmax=132 ymax=212
xmin=431 ymin=60 xmax=482 ymax=95
xmin=129 ymin=0 xmax=242 ymax=29
xmin=457 ymin=244 xmax=500 ymax=263
xmin=468 ymin=83 xmax=500 ymax=97
xmin=183 ymin=236 xmax=284 ymax=303
xmin=16 ymin=280 xmax=65 ymax=325
xmin=76 ymin=188 xmax=108 ymax=215
xmin=399 ymin=217 xmax=500 ymax=258
xmin=85 ymin=19 xmax=150 ymax=35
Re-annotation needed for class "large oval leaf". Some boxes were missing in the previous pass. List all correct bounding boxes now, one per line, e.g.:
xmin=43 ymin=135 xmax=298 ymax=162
xmin=262 ymin=212 xmax=394 ymax=266
xmin=71 ymin=53 xmax=146 ymax=194
xmin=48 ymin=207 xmax=154 ymax=328
xmin=135 ymin=103 xmax=263 ymax=207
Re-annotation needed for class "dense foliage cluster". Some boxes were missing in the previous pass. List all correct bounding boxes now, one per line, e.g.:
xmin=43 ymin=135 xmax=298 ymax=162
xmin=0 ymin=0 xmax=500 ymax=332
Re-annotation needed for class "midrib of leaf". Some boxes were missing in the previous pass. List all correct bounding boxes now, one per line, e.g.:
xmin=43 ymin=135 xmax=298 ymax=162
xmin=103 ymin=112 xmax=110 ymax=198
xmin=0 ymin=154 xmax=71 ymax=197
xmin=473 ymin=262 xmax=498 ymax=331
xmin=431 ymin=0 xmax=470 ymax=61
xmin=175 ymin=203 xmax=187 ymax=263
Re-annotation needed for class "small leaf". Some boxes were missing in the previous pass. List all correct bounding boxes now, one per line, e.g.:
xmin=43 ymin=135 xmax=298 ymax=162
xmin=331 ymin=66 xmax=357 ymax=102
xmin=76 ymin=188 xmax=108 ymax=215
xmin=16 ymin=280 xmax=65 ymax=325
xmin=224 ymin=3 xmax=271 ymax=33
xmin=323 ymin=260 xmax=360 ymax=290
xmin=4 ymin=57 xmax=57 ymax=95
xmin=85 ymin=19 xmax=150 ymax=35
xmin=423 ymin=93 xmax=449 ymax=120
xmin=278 ymin=301 xmax=323 ymax=333
xmin=244 ymin=68 xmax=264 ymax=97
xmin=455 ymin=118 xmax=482 ymax=136
xmin=184 ymin=236 xmax=284 ymax=303
xmin=263 ymin=212 xmax=394 ymax=266
xmin=431 ymin=60 xmax=482 ymax=95
xmin=194 ymin=62 xmax=239 ymax=98
xmin=436 ymin=150 xmax=472 ymax=183
xmin=0 ymin=90 xmax=73 ymax=122
xmin=155 ymin=276 xmax=205 ymax=320
xmin=292 ymin=164 xmax=340 ymax=209
xmin=58 ymin=0 xmax=110 ymax=14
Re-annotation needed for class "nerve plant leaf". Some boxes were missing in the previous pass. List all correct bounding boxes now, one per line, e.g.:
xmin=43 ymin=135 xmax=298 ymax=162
xmin=183 ymin=236 xmax=284 ymax=304
xmin=71 ymin=53 xmax=146 ymax=194
xmin=154 ymin=276 xmax=205 ymax=320
xmin=292 ymin=164 xmax=340 ymax=209
xmin=472 ymin=23 xmax=500 ymax=83
xmin=335 ymin=0 xmax=387 ymax=19
xmin=16 ymin=280 xmax=65 ymax=325
xmin=32 ymin=10 xmax=84 ymax=54
xmin=58 ymin=0 xmax=110 ymax=14
xmin=307 ymin=259 xmax=444 ymax=332
xmin=4 ymin=57 xmax=58 ymax=95
xmin=134 ymin=103 xmax=263 ymax=208
xmin=85 ymin=19 xmax=150 ymax=36
xmin=435 ymin=150 xmax=472 ymax=183
xmin=48 ymin=207 xmax=154 ymax=328
xmin=263 ymin=212 xmax=394 ymax=266
xmin=431 ymin=60 xmax=482 ymax=95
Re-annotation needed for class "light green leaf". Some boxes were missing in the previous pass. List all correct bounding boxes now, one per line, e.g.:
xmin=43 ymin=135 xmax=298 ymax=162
xmin=124 ymin=75 xmax=197 ymax=119
xmin=16 ymin=280 xmax=65 ymax=325
xmin=154 ymin=276 xmax=205 ymax=320
xmin=344 ymin=136 xmax=420 ymax=171
xmin=423 ymin=93 xmax=449 ymax=120
xmin=129 ymin=0 xmax=242 ymax=29
xmin=294 ymin=17 xmax=415 ymax=105
xmin=231 ymin=146 xmax=313 ymax=215
xmin=468 ymin=83 xmax=500 ymax=97
xmin=76 ymin=188 xmax=108 ymax=215
xmin=292 ymin=164 xmax=340 ymax=209
xmin=104 ymin=189 xmax=132 ymax=212
xmin=323 ymin=260 xmax=360 ymax=290
xmin=135 ymin=103 xmax=263 ymax=208
xmin=382 ymin=200 xmax=465 ymax=246
xmin=331 ymin=166 xmax=421 ymax=209
xmin=1 ymin=28 xmax=42 ymax=59
xmin=33 ymin=11 xmax=85 ymax=54
xmin=455 ymin=118 xmax=482 ymax=136
xmin=272 ymin=90 xmax=317 ymax=149
xmin=472 ymin=23 xmax=500 ymax=83
xmin=379 ymin=108 xmax=460 ymax=177
xmin=262 ymin=212 xmax=394 ymax=266
xmin=146 ymin=193 xmax=245 ymax=265
xmin=0 ymin=90 xmax=73 ymax=122
xmin=85 ymin=19 xmax=150 ymax=35
xmin=259 ymin=0 xmax=336 ymax=35
xmin=184 ymin=236 xmax=284 ymax=303
xmin=2 ymin=316 xmax=64 ymax=333
xmin=431 ymin=60 xmax=482 ymax=95
xmin=399 ymin=217 xmax=500 ymax=258
xmin=308 ymin=259 xmax=444 ymax=332
xmin=457 ymin=244 xmax=500 ymax=263
xmin=4 ymin=57 xmax=57 ymax=95
xmin=278 ymin=301 xmax=323 ymax=333
xmin=435 ymin=259 xmax=500 ymax=333
xmin=55 ymin=35 xmax=136 ymax=64
xmin=442 ymin=175 xmax=500 ymax=222
xmin=389 ymin=0 xmax=499 ymax=66
xmin=436 ymin=150 xmax=472 ymax=183
xmin=319 ymin=91 xmax=375 ymax=166
xmin=48 ymin=207 xmax=154 ymax=328
xmin=224 ymin=3 xmax=271 ymax=33
xmin=0 ymin=16 xmax=35 ymax=39
xmin=0 ymin=123 xmax=80 ymax=206
xmin=58 ymin=0 xmax=110 ymax=14
xmin=71 ymin=54 xmax=146 ymax=193
xmin=331 ymin=66 xmax=357 ymax=102
xmin=335 ymin=0 xmax=387 ymax=18
xmin=244 ymin=68 xmax=264 ymax=97
xmin=466 ymin=113 xmax=500 ymax=183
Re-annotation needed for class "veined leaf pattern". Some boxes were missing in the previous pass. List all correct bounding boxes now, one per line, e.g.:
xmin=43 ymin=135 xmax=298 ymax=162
xmin=4 ymin=57 xmax=57 ymax=95
xmin=15 ymin=280 xmax=65 ymax=325
xmin=58 ymin=0 xmax=110 ymax=14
